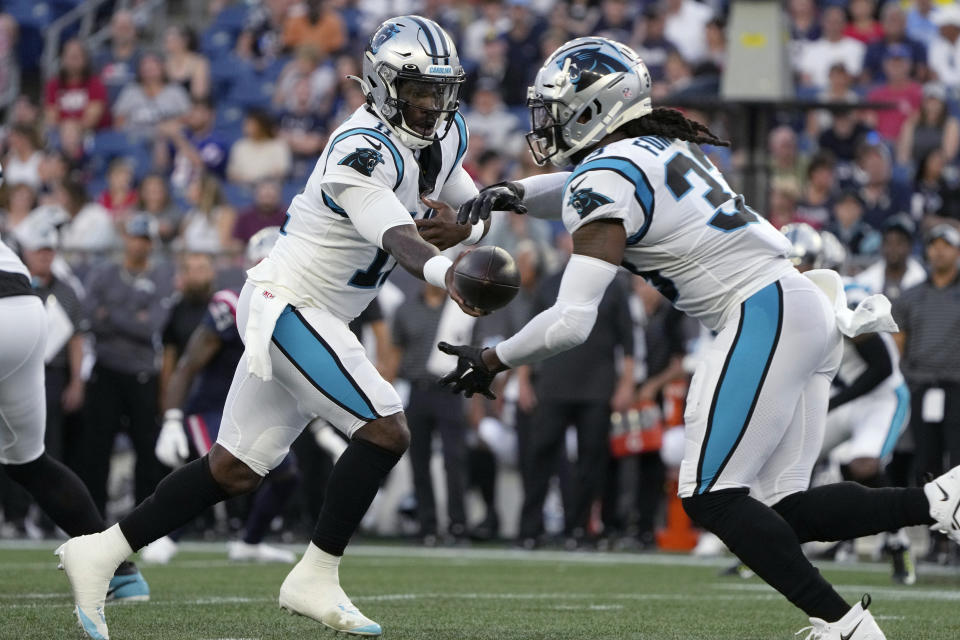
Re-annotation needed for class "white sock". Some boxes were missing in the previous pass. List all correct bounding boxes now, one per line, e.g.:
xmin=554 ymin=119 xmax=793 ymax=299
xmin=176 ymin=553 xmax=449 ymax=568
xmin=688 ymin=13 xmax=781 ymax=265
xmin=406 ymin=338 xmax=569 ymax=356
xmin=301 ymin=542 xmax=341 ymax=577
xmin=102 ymin=524 xmax=134 ymax=568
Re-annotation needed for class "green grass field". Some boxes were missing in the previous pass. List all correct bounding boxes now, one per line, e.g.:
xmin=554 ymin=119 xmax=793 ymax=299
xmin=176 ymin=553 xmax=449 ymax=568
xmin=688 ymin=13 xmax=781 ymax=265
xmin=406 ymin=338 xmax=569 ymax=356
xmin=2 ymin=542 xmax=960 ymax=639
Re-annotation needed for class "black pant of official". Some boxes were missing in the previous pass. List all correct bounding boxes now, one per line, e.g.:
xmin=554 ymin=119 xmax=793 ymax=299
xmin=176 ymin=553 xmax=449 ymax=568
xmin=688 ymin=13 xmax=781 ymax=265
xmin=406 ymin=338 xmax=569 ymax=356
xmin=80 ymin=364 xmax=162 ymax=517
xmin=407 ymin=385 xmax=468 ymax=537
xmin=910 ymin=381 xmax=960 ymax=481
xmin=519 ymin=399 xmax=610 ymax=540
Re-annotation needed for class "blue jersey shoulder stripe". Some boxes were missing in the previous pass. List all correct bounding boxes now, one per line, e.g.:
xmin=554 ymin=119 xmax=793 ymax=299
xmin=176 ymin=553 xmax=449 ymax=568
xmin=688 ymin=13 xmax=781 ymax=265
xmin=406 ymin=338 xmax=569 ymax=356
xmin=443 ymin=112 xmax=468 ymax=185
xmin=565 ymin=156 xmax=655 ymax=244
xmin=327 ymin=128 xmax=404 ymax=191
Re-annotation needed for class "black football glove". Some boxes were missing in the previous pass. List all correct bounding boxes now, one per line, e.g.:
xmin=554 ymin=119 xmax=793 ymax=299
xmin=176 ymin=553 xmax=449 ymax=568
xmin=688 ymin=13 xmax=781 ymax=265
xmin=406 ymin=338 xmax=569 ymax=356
xmin=436 ymin=342 xmax=497 ymax=399
xmin=456 ymin=181 xmax=527 ymax=225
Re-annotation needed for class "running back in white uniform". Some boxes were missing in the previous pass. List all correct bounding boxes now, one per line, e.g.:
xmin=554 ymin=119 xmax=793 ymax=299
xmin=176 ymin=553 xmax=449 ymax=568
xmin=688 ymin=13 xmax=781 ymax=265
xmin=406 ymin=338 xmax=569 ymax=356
xmin=560 ymin=136 xmax=796 ymax=331
xmin=218 ymin=106 xmax=475 ymax=476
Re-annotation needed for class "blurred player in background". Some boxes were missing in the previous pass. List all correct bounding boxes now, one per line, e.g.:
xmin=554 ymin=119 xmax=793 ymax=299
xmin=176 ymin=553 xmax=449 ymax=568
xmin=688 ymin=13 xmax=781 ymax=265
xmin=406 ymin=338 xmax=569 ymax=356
xmin=440 ymin=37 xmax=960 ymax=639
xmin=144 ymin=227 xmax=299 ymax=565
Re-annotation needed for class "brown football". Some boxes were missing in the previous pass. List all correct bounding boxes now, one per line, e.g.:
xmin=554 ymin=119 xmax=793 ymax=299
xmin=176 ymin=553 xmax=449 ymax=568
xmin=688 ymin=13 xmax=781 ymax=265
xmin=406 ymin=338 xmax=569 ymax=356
xmin=452 ymin=246 xmax=520 ymax=313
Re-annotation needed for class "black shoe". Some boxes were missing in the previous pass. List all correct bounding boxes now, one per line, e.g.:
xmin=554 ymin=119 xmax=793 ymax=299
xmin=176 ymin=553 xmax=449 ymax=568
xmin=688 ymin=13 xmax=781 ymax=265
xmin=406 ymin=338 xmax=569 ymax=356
xmin=719 ymin=561 xmax=755 ymax=579
xmin=889 ymin=545 xmax=916 ymax=585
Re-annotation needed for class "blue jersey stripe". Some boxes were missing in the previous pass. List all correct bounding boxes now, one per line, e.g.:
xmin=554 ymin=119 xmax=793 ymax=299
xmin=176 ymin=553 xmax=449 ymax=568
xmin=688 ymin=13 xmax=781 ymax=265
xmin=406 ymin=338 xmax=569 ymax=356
xmin=322 ymin=190 xmax=347 ymax=217
xmin=696 ymin=281 xmax=784 ymax=494
xmin=272 ymin=306 xmax=379 ymax=421
xmin=327 ymin=128 xmax=404 ymax=191
xmin=444 ymin=112 xmax=468 ymax=185
xmin=879 ymin=383 xmax=910 ymax=459
xmin=565 ymin=156 xmax=655 ymax=243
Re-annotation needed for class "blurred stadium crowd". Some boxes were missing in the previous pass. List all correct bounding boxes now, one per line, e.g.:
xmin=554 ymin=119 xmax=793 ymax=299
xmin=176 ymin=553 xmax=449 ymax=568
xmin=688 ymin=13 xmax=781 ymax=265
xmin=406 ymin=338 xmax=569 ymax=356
xmin=0 ymin=0 xmax=959 ymax=555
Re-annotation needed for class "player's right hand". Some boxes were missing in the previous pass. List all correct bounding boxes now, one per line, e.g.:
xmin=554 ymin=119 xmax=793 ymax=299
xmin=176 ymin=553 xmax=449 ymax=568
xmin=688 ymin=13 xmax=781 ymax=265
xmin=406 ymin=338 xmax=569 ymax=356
xmin=437 ymin=342 xmax=497 ymax=399
xmin=456 ymin=182 xmax=527 ymax=225
xmin=156 ymin=410 xmax=189 ymax=468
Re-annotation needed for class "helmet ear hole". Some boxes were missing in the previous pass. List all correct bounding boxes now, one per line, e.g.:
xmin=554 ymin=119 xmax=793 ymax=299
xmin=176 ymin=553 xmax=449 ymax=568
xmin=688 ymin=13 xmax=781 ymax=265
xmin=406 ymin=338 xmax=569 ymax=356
xmin=577 ymin=107 xmax=592 ymax=124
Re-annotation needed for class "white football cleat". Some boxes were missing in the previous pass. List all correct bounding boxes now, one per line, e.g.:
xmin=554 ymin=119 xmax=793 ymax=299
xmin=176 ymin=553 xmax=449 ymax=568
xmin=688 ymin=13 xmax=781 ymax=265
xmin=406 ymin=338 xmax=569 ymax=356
xmin=797 ymin=595 xmax=886 ymax=640
xmin=140 ymin=536 xmax=179 ymax=565
xmin=279 ymin=544 xmax=381 ymax=636
xmin=55 ymin=536 xmax=118 ymax=640
xmin=924 ymin=465 xmax=960 ymax=543
xmin=228 ymin=541 xmax=296 ymax=563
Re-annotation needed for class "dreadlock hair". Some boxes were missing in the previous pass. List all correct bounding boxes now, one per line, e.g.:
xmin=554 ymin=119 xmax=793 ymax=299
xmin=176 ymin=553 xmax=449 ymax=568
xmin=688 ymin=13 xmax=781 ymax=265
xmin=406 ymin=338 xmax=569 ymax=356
xmin=619 ymin=107 xmax=730 ymax=147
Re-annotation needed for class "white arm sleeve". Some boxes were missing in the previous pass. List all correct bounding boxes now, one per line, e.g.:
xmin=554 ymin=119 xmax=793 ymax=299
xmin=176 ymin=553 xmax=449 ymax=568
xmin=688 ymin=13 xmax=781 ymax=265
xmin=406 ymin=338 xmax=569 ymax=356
xmin=439 ymin=165 xmax=480 ymax=209
xmin=495 ymin=254 xmax=619 ymax=367
xmin=515 ymin=172 xmax=570 ymax=220
xmin=326 ymin=182 xmax=415 ymax=249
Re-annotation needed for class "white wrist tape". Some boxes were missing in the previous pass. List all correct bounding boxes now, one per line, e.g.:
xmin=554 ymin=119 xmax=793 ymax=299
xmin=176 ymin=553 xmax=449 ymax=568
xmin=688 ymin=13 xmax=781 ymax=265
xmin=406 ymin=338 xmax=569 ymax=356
xmin=461 ymin=221 xmax=484 ymax=245
xmin=163 ymin=408 xmax=183 ymax=422
xmin=423 ymin=255 xmax=453 ymax=289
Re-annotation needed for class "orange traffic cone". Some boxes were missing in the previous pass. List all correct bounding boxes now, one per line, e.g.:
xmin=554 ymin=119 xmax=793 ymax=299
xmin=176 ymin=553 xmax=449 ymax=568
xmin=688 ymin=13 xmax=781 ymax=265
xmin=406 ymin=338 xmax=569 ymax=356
xmin=656 ymin=477 xmax=699 ymax=551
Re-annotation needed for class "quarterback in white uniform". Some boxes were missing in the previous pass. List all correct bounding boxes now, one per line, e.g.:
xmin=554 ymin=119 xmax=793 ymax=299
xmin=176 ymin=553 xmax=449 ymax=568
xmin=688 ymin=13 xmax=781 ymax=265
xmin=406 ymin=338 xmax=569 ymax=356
xmin=440 ymin=37 xmax=960 ymax=639
xmin=56 ymin=16 xmax=491 ymax=639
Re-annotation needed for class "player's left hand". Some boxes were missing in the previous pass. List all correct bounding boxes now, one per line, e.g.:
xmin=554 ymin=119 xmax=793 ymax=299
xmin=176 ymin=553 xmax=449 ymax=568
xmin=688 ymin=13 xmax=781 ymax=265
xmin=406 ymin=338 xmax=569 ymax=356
xmin=417 ymin=196 xmax=468 ymax=250
xmin=437 ymin=342 xmax=498 ymax=399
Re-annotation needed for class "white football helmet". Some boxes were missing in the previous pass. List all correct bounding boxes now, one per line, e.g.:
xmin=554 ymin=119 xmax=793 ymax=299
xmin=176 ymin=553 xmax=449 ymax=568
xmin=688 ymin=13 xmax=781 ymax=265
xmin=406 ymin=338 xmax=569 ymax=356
xmin=353 ymin=16 xmax=465 ymax=150
xmin=818 ymin=230 xmax=848 ymax=271
xmin=246 ymin=226 xmax=280 ymax=266
xmin=526 ymin=37 xmax=653 ymax=167
xmin=781 ymin=222 xmax=823 ymax=270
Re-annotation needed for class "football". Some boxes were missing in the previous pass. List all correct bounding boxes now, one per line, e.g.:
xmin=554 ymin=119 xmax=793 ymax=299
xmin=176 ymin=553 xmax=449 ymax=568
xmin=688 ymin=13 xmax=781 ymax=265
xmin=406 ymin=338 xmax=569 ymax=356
xmin=452 ymin=246 xmax=520 ymax=313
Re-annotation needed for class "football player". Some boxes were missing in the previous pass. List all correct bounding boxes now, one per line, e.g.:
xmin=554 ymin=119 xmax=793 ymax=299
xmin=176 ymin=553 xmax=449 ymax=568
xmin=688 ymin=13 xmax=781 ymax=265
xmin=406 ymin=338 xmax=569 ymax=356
xmin=144 ymin=227 xmax=299 ymax=565
xmin=440 ymin=37 xmax=960 ymax=639
xmin=0 ymin=225 xmax=149 ymax=604
xmin=56 ymin=16 xmax=500 ymax=639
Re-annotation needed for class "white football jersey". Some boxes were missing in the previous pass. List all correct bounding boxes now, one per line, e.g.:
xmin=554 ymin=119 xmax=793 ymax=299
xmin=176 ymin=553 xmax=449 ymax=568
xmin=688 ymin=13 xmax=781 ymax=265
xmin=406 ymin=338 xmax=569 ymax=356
xmin=247 ymin=107 xmax=469 ymax=322
xmin=0 ymin=239 xmax=28 ymax=278
xmin=836 ymin=332 xmax=904 ymax=393
xmin=562 ymin=136 xmax=795 ymax=331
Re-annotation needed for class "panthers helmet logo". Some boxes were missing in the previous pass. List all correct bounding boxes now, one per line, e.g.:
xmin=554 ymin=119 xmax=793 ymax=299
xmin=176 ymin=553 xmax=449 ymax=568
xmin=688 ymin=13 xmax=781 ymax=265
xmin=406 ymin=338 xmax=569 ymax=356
xmin=568 ymin=185 xmax=614 ymax=218
xmin=370 ymin=23 xmax=401 ymax=54
xmin=557 ymin=47 xmax=629 ymax=92
xmin=339 ymin=147 xmax=385 ymax=177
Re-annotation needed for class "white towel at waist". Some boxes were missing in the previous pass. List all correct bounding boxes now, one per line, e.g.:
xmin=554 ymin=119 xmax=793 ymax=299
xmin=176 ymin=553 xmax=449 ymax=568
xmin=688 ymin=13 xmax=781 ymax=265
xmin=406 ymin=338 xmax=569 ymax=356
xmin=243 ymin=285 xmax=293 ymax=380
xmin=803 ymin=269 xmax=899 ymax=338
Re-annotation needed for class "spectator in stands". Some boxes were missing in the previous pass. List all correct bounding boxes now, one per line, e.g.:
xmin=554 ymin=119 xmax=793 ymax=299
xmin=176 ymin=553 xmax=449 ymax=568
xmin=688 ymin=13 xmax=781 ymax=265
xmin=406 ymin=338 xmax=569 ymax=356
xmin=472 ymin=150 xmax=508 ymax=189
xmin=463 ymin=0 xmax=511 ymax=64
xmin=273 ymin=45 xmax=336 ymax=115
xmin=80 ymin=213 xmax=174 ymax=516
xmin=158 ymin=97 xmax=229 ymax=194
xmin=704 ymin=18 xmax=726 ymax=71
xmin=635 ymin=4 xmax=678 ymax=84
xmin=854 ymin=214 xmax=926 ymax=299
xmin=844 ymin=0 xmax=883 ymax=44
xmin=393 ymin=282 xmax=473 ymax=545
xmin=500 ymin=0 xmax=547 ymax=106
xmin=3 ymin=125 xmax=42 ymax=190
xmin=54 ymin=179 xmax=117 ymax=259
xmin=807 ymin=63 xmax=859 ymax=140
xmin=856 ymin=142 xmax=909 ymax=228
xmin=768 ymin=126 xmax=807 ymax=194
xmin=226 ymin=109 xmax=291 ymax=185
xmin=138 ymin=173 xmax=183 ymax=245
xmin=767 ymin=184 xmax=800 ymax=229
xmin=897 ymin=82 xmax=959 ymax=168
xmin=786 ymin=0 xmax=821 ymax=43
xmin=797 ymin=6 xmax=865 ymax=89
xmin=910 ymin=149 xmax=960 ymax=230
xmin=163 ymin=26 xmax=211 ymax=101
xmin=95 ymin=10 xmax=142 ymax=106
xmin=0 ymin=183 xmax=37 ymax=235
xmin=55 ymin=120 xmax=88 ymax=169
xmin=795 ymin=152 xmax=837 ymax=229
xmin=863 ymin=3 xmax=927 ymax=84
xmin=928 ymin=5 xmax=960 ymax=89
xmin=179 ymin=173 xmax=235 ymax=255
xmin=818 ymin=107 xmax=872 ymax=166
xmin=592 ymin=0 xmax=635 ymax=44
xmin=464 ymin=34 xmax=508 ymax=104
xmin=892 ymin=224 xmax=960 ymax=562
xmin=277 ymin=78 xmax=327 ymax=180
xmin=464 ymin=79 xmax=523 ymax=157
xmin=44 ymin=39 xmax=108 ymax=133
xmin=37 ymin=150 xmax=78 ymax=202
xmin=660 ymin=50 xmax=694 ymax=99
xmin=865 ymin=45 xmax=922 ymax=142
xmin=232 ymin=179 xmax=285 ymax=245
xmin=113 ymin=52 xmax=190 ymax=140
xmin=663 ymin=0 xmax=713 ymax=65
xmin=907 ymin=0 xmax=939 ymax=46
xmin=281 ymin=0 xmax=346 ymax=56
xmin=824 ymin=189 xmax=881 ymax=258
xmin=0 ymin=13 xmax=18 ymax=116
xmin=97 ymin=158 xmax=138 ymax=222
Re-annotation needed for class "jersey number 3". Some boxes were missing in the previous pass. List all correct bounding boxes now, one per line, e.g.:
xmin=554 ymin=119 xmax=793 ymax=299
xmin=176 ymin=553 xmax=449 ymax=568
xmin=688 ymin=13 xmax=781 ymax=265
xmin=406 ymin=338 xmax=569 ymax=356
xmin=665 ymin=146 xmax=758 ymax=232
